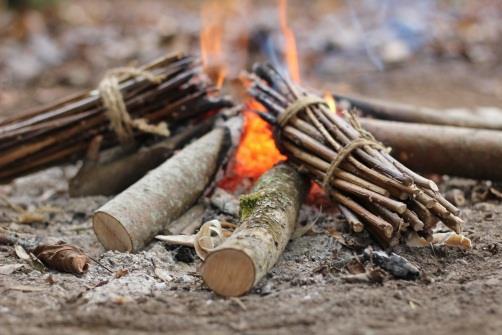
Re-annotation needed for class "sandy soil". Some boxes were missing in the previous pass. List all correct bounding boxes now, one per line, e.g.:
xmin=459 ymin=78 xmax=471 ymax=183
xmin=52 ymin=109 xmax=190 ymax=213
xmin=1 ymin=1 xmax=502 ymax=334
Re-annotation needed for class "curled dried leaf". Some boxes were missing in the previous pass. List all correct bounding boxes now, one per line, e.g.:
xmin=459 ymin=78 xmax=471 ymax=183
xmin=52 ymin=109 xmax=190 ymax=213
xmin=33 ymin=243 xmax=89 ymax=274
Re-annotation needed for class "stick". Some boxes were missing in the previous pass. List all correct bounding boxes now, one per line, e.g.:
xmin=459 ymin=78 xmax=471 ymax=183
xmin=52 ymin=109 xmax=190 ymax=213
xmin=334 ymin=92 xmax=502 ymax=130
xmin=92 ymin=126 xmax=233 ymax=252
xmin=361 ymin=118 xmax=502 ymax=181
xmin=69 ymin=116 xmax=216 ymax=196
xmin=201 ymin=163 xmax=308 ymax=297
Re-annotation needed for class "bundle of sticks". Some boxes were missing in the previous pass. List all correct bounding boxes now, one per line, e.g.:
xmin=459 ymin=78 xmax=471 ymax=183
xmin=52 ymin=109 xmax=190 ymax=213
xmin=0 ymin=54 xmax=233 ymax=183
xmin=248 ymin=64 xmax=464 ymax=247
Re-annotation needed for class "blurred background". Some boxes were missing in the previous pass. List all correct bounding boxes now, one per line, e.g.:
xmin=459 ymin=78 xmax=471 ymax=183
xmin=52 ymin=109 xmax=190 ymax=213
xmin=1 ymin=0 xmax=501 ymax=118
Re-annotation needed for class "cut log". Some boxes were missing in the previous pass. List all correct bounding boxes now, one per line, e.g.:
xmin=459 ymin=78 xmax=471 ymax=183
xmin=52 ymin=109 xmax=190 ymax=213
xmin=361 ymin=118 xmax=502 ymax=181
xmin=69 ymin=116 xmax=216 ymax=196
xmin=201 ymin=163 xmax=308 ymax=297
xmin=92 ymin=126 xmax=233 ymax=252
xmin=334 ymin=92 xmax=502 ymax=130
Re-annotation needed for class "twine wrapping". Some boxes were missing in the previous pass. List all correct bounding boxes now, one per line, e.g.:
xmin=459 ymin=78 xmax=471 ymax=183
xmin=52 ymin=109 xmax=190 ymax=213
xmin=277 ymin=95 xmax=328 ymax=128
xmin=280 ymin=96 xmax=387 ymax=191
xmin=98 ymin=67 xmax=170 ymax=144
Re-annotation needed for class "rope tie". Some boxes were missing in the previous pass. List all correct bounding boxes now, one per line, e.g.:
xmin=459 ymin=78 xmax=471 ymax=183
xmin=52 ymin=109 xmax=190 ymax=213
xmin=280 ymin=96 xmax=388 ymax=191
xmin=277 ymin=95 xmax=328 ymax=128
xmin=98 ymin=67 xmax=169 ymax=144
xmin=321 ymin=138 xmax=384 ymax=190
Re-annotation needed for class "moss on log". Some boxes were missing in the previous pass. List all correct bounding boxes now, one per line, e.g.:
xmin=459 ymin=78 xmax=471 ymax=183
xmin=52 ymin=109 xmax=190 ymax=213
xmin=201 ymin=163 xmax=308 ymax=297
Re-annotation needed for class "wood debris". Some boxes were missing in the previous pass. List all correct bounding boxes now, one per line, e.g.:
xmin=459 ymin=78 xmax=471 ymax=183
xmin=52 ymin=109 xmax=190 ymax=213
xmin=248 ymin=63 xmax=465 ymax=247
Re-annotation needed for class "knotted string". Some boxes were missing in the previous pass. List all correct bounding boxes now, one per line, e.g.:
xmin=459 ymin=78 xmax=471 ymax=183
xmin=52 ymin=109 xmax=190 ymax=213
xmin=280 ymin=95 xmax=387 ymax=191
xmin=98 ymin=67 xmax=170 ymax=144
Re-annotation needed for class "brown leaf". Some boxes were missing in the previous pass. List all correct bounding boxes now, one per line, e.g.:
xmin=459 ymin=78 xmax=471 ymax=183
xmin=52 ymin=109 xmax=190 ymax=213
xmin=33 ymin=243 xmax=89 ymax=274
xmin=114 ymin=268 xmax=129 ymax=278
xmin=345 ymin=259 xmax=366 ymax=274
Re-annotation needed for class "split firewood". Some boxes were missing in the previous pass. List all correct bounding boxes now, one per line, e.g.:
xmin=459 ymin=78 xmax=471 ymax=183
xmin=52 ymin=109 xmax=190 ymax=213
xmin=248 ymin=63 xmax=464 ymax=247
xmin=361 ymin=118 xmax=502 ymax=181
xmin=334 ymin=92 xmax=502 ymax=130
xmin=201 ymin=163 xmax=308 ymax=297
xmin=69 ymin=115 xmax=217 ymax=196
xmin=93 ymin=121 xmax=238 ymax=252
xmin=0 ymin=53 xmax=233 ymax=183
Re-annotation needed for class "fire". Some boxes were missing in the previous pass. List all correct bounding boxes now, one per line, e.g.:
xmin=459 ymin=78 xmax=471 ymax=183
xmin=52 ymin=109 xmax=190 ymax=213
xmin=200 ymin=0 xmax=228 ymax=88
xmin=219 ymin=101 xmax=286 ymax=191
xmin=323 ymin=91 xmax=337 ymax=113
xmin=278 ymin=0 xmax=300 ymax=83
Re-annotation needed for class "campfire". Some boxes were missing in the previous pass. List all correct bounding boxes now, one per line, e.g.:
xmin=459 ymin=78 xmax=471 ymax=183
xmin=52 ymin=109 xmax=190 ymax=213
xmin=1 ymin=0 xmax=485 ymax=300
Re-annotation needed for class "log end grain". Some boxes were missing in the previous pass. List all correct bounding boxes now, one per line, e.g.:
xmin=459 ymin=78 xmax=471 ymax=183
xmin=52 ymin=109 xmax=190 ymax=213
xmin=93 ymin=211 xmax=133 ymax=252
xmin=201 ymin=248 xmax=256 ymax=297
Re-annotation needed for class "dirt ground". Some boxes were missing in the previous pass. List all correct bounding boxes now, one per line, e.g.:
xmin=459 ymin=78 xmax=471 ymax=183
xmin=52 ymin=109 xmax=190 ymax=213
xmin=1 ymin=1 xmax=502 ymax=334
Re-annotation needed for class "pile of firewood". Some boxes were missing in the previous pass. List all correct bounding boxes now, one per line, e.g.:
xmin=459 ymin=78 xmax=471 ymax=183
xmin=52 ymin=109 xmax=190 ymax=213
xmin=0 ymin=54 xmax=232 ymax=183
xmin=247 ymin=63 xmax=464 ymax=247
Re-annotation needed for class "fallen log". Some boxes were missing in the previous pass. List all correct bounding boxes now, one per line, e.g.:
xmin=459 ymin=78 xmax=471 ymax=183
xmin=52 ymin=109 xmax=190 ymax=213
xmin=360 ymin=118 xmax=502 ymax=181
xmin=69 ymin=116 xmax=216 ymax=196
xmin=334 ymin=92 xmax=502 ymax=130
xmin=201 ymin=163 xmax=308 ymax=297
xmin=93 ymin=125 xmax=235 ymax=252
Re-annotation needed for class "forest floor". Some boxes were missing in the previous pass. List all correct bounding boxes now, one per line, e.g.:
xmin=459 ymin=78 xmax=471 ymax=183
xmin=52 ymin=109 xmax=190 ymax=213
xmin=1 ymin=1 xmax=502 ymax=334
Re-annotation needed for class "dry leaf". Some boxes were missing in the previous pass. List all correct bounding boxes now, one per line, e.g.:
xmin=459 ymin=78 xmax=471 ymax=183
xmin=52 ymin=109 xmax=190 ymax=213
xmin=46 ymin=274 xmax=56 ymax=285
xmin=33 ymin=243 xmax=89 ymax=274
xmin=432 ymin=232 xmax=472 ymax=250
xmin=18 ymin=212 xmax=46 ymax=224
xmin=114 ymin=268 xmax=129 ymax=278
xmin=345 ymin=259 xmax=366 ymax=274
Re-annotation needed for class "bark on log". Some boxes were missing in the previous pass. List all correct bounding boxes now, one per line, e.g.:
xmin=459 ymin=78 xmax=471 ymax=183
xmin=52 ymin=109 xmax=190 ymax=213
xmin=92 ymin=127 xmax=232 ymax=252
xmin=201 ymin=163 xmax=308 ymax=297
xmin=335 ymin=92 xmax=502 ymax=130
xmin=361 ymin=118 xmax=502 ymax=181
xmin=69 ymin=117 xmax=215 ymax=196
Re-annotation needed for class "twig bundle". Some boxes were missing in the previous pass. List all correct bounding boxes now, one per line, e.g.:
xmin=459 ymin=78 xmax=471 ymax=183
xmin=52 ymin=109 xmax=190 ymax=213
xmin=248 ymin=64 xmax=464 ymax=246
xmin=0 ymin=54 xmax=233 ymax=182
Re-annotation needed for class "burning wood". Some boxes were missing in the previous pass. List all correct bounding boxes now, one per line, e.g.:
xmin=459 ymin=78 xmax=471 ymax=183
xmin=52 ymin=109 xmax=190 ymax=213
xmin=360 ymin=118 xmax=502 ymax=181
xmin=334 ymin=92 xmax=502 ymax=130
xmin=248 ymin=63 xmax=465 ymax=247
xmin=93 ymin=119 xmax=241 ymax=252
xmin=0 ymin=54 xmax=232 ymax=183
xmin=201 ymin=163 xmax=308 ymax=297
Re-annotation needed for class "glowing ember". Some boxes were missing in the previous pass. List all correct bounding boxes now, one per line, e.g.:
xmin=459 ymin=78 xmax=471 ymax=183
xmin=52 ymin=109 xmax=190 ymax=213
xmin=278 ymin=0 xmax=301 ymax=83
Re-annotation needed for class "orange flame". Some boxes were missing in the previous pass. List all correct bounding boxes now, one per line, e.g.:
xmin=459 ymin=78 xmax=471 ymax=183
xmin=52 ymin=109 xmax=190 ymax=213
xmin=219 ymin=101 xmax=286 ymax=191
xmin=323 ymin=91 xmax=337 ymax=112
xmin=278 ymin=0 xmax=300 ymax=83
xmin=200 ymin=0 xmax=227 ymax=88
